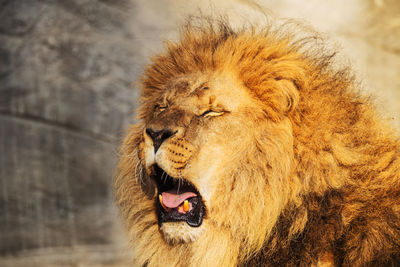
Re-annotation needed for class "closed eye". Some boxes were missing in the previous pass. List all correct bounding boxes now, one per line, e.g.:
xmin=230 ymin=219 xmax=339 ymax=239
xmin=201 ymin=110 xmax=225 ymax=118
xmin=156 ymin=104 xmax=168 ymax=112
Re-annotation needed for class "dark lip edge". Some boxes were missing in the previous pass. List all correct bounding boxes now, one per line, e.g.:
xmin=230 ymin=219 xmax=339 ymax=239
xmin=151 ymin=164 xmax=206 ymax=227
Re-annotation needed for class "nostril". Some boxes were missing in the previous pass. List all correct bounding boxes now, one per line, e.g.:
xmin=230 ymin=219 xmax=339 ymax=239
xmin=160 ymin=130 xmax=173 ymax=141
xmin=145 ymin=128 xmax=157 ymax=141
xmin=145 ymin=128 xmax=175 ymax=153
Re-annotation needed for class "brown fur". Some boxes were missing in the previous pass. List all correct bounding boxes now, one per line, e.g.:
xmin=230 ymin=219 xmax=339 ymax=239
xmin=114 ymin=18 xmax=400 ymax=266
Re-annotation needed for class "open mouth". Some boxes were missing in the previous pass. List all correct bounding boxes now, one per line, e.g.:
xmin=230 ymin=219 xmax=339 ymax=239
xmin=151 ymin=165 xmax=206 ymax=227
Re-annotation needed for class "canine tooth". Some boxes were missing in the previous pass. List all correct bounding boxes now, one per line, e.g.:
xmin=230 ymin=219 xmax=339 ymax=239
xmin=183 ymin=200 xmax=189 ymax=212
xmin=159 ymin=194 xmax=167 ymax=210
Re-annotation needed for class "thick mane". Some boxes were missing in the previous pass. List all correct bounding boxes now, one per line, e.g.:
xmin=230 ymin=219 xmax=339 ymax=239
xmin=141 ymin=18 xmax=350 ymax=121
xmin=115 ymin=18 xmax=400 ymax=266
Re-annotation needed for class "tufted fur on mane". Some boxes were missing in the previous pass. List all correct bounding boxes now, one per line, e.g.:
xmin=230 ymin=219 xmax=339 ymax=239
xmin=115 ymin=18 xmax=400 ymax=266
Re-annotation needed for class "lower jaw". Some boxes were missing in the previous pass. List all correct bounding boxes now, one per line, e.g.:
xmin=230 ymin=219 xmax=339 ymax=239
xmin=160 ymin=221 xmax=205 ymax=244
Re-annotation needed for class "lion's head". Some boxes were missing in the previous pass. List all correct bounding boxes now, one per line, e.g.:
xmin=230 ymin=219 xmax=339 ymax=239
xmin=115 ymin=19 xmax=353 ymax=266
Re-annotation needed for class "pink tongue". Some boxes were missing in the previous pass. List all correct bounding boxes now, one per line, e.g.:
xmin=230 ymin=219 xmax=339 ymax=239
xmin=161 ymin=190 xmax=197 ymax=208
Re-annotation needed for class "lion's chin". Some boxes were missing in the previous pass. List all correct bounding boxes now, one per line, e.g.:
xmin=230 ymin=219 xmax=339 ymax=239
xmin=160 ymin=221 xmax=205 ymax=244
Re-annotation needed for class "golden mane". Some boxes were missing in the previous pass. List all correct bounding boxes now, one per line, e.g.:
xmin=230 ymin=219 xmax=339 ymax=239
xmin=115 ymin=18 xmax=400 ymax=266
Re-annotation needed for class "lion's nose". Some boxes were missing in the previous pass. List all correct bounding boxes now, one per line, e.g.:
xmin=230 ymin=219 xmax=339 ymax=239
xmin=145 ymin=128 xmax=175 ymax=153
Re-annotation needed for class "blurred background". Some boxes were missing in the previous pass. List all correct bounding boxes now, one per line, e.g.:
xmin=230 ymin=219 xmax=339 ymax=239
xmin=0 ymin=0 xmax=399 ymax=266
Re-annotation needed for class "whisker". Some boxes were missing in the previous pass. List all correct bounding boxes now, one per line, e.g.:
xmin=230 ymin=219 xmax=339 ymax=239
xmin=134 ymin=158 xmax=141 ymax=182
xmin=123 ymin=150 xmax=138 ymax=159
xmin=128 ymin=149 xmax=139 ymax=158
xmin=177 ymin=179 xmax=182 ymax=194
xmin=161 ymin=171 xmax=167 ymax=184
xmin=139 ymin=165 xmax=145 ymax=185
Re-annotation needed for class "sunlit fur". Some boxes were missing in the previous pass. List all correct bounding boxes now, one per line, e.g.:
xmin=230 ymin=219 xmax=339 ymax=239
xmin=114 ymin=18 xmax=400 ymax=266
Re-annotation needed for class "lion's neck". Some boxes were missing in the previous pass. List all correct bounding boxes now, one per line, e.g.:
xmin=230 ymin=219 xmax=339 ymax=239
xmin=188 ymin=225 xmax=240 ymax=267
xmin=240 ymin=189 xmax=344 ymax=266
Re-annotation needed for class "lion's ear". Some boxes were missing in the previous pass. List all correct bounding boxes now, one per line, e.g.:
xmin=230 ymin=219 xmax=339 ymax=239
xmin=275 ymin=79 xmax=300 ymax=113
xmin=250 ymin=78 xmax=301 ymax=121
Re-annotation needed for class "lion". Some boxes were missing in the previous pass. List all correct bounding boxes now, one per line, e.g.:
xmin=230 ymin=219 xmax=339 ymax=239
xmin=114 ymin=18 xmax=400 ymax=266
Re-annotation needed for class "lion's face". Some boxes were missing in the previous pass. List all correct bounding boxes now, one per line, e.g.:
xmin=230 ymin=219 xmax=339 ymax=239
xmin=139 ymin=71 xmax=295 ymax=244
xmin=141 ymin=71 xmax=264 ymax=242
